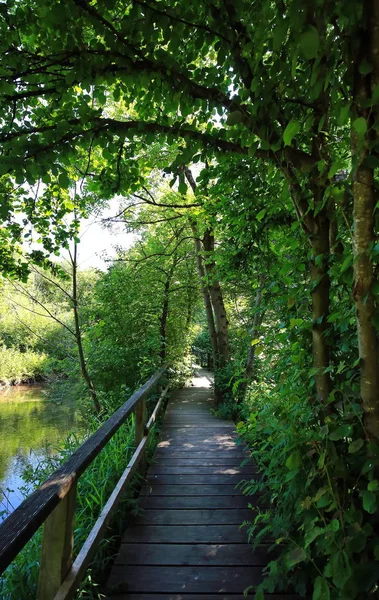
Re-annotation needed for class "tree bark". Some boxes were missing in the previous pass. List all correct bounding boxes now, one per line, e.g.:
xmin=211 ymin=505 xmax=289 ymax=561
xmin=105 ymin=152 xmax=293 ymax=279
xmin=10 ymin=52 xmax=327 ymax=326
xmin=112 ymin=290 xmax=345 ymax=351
xmin=189 ymin=219 xmax=218 ymax=367
xmin=72 ymin=242 xmax=101 ymax=415
xmin=203 ymin=228 xmax=231 ymax=368
xmin=287 ymin=173 xmax=332 ymax=405
xmin=351 ymin=0 xmax=379 ymax=438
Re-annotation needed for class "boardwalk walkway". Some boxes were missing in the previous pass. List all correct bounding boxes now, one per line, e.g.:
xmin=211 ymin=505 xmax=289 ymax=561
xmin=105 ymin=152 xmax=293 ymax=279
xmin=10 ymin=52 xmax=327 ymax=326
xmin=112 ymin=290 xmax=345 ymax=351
xmin=106 ymin=371 xmax=298 ymax=599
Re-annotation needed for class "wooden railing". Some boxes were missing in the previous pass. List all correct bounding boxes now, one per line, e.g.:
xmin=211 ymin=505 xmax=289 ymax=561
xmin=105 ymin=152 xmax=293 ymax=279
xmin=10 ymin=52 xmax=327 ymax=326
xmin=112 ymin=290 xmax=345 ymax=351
xmin=0 ymin=367 xmax=168 ymax=600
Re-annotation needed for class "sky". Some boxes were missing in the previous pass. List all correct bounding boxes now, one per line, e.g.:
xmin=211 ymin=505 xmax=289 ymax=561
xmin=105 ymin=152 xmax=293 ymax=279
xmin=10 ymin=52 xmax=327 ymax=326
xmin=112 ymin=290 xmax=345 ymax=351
xmin=61 ymin=198 xmax=136 ymax=271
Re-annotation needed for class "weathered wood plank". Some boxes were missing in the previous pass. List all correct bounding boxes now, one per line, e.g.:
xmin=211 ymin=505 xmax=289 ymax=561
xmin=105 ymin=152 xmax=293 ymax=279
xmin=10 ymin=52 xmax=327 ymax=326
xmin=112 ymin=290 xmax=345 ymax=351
xmin=155 ymin=448 xmax=249 ymax=456
xmin=134 ymin=509 xmax=253 ymax=525
xmin=145 ymin=474 xmax=249 ymax=485
xmin=152 ymin=458 xmax=254 ymax=467
xmin=122 ymin=525 xmax=248 ymax=543
xmin=148 ymin=466 xmax=257 ymax=475
xmin=114 ymin=543 xmax=270 ymax=566
xmin=140 ymin=484 xmax=248 ymax=496
xmin=139 ymin=495 xmax=249 ymax=509
xmin=107 ymin=565 xmax=263 ymax=593
xmin=110 ymin=595 xmax=300 ymax=600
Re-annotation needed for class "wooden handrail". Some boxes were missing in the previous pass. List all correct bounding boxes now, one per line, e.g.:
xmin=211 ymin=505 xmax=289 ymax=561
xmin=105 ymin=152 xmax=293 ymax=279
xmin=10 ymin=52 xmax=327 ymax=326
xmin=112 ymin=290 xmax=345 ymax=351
xmin=0 ymin=367 xmax=167 ymax=592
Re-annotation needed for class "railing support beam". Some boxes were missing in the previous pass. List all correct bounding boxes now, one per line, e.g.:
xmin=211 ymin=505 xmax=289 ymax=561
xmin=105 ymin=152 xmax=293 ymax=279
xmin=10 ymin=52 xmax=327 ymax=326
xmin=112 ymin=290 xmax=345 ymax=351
xmin=37 ymin=484 xmax=77 ymax=600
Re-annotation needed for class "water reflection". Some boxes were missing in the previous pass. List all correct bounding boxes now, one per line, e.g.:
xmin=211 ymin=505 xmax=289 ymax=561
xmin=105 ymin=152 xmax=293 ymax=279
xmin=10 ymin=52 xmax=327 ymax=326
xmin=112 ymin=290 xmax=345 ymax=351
xmin=0 ymin=385 xmax=82 ymax=520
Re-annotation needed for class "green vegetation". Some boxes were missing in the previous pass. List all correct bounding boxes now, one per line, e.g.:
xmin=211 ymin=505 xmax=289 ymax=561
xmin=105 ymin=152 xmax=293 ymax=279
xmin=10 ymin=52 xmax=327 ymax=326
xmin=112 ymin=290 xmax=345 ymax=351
xmin=1 ymin=0 xmax=379 ymax=598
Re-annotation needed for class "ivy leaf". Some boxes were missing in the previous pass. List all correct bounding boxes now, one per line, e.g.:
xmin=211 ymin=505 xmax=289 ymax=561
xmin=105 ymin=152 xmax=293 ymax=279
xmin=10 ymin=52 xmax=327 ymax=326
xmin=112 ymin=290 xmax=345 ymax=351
xmin=300 ymin=26 xmax=320 ymax=60
xmin=283 ymin=120 xmax=301 ymax=146
xmin=313 ymin=576 xmax=330 ymax=600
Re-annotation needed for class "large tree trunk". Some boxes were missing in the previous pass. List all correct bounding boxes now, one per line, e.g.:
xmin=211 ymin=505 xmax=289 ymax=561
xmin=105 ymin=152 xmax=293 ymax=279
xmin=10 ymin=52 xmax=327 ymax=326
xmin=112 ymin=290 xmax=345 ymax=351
xmin=72 ymin=243 xmax=101 ymax=415
xmin=351 ymin=0 xmax=379 ymax=438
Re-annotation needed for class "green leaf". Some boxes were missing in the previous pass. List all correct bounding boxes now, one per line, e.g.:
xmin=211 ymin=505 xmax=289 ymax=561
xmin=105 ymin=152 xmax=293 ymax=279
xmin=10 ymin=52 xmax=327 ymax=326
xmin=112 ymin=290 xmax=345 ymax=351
xmin=368 ymin=480 xmax=379 ymax=492
xmin=324 ymin=551 xmax=352 ymax=589
xmin=285 ymin=450 xmax=301 ymax=470
xmin=283 ymin=120 xmax=301 ymax=146
xmin=348 ymin=438 xmax=364 ymax=454
xmin=285 ymin=547 xmax=307 ymax=568
xmin=330 ymin=519 xmax=340 ymax=532
xmin=304 ymin=527 xmax=324 ymax=548
xmin=360 ymin=490 xmax=377 ymax=514
xmin=313 ymin=576 xmax=330 ymax=600
xmin=178 ymin=181 xmax=188 ymax=195
xmin=300 ymin=26 xmax=320 ymax=60
xmin=256 ymin=209 xmax=267 ymax=221
xmin=353 ymin=117 xmax=367 ymax=136
xmin=58 ymin=172 xmax=70 ymax=189
xmin=226 ymin=111 xmax=243 ymax=126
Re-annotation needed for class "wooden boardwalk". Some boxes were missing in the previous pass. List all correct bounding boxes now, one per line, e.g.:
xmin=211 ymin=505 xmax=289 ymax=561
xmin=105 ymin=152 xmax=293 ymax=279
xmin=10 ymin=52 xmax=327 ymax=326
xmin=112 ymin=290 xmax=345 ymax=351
xmin=106 ymin=371 xmax=299 ymax=600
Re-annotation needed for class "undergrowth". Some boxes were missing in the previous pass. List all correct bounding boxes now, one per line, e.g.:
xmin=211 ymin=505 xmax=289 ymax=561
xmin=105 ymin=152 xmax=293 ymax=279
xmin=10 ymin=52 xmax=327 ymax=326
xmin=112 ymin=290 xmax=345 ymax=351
xmin=236 ymin=383 xmax=379 ymax=600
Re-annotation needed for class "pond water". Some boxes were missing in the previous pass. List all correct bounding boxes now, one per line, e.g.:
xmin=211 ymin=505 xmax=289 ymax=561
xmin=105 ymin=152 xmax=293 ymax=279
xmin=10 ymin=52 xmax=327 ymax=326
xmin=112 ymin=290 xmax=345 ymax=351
xmin=0 ymin=385 xmax=83 ymax=522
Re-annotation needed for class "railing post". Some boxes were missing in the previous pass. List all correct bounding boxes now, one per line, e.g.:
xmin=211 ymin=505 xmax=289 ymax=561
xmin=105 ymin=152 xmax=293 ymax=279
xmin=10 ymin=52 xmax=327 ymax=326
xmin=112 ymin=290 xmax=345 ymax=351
xmin=134 ymin=394 xmax=147 ymax=446
xmin=37 ymin=483 xmax=77 ymax=600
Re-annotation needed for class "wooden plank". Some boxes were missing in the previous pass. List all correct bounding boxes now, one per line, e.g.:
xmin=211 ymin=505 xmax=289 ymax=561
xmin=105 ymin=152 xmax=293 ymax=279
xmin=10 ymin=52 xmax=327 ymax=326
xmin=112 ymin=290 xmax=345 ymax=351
xmin=140 ymin=485 xmax=247 ymax=496
xmin=0 ymin=367 xmax=166 ymax=573
xmin=110 ymin=595 xmax=301 ymax=600
xmin=155 ymin=449 xmax=249 ymax=456
xmin=114 ymin=543 xmax=270 ymax=566
xmin=148 ymin=466 xmax=257 ymax=475
xmin=146 ymin=474 xmax=248 ymax=485
xmin=122 ymin=525 xmax=249 ymax=544
xmin=107 ymin=565 xmax=263 ymax=593
xmin=133 ymin=509 xmax=252 ymax=525
xmin=139 ymin=495 xmax=249 ymax=509
xmin=152 ymin=458 xmax=254 ymax=466
xmin=145 ymin=385 xmax=169 ymax=431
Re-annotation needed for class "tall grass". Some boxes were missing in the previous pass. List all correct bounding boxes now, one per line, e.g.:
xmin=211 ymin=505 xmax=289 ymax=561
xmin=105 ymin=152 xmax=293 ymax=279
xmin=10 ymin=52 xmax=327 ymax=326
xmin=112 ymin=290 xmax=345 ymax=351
xmin=0 ymin=391 xmax=164 ymax=600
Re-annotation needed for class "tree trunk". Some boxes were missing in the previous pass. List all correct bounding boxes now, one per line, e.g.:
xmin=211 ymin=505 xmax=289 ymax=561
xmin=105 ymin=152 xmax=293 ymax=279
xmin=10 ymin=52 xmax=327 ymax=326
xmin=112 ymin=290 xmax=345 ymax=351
xmin=287 ymin=174 xmax=332 ymax=405
xmin=189 ymin=219 xmax=218 ymax=367
xmin=203 ymin=229 xmax=231 ymax=368
xmin=72 ymin=243 xmax=101 ymax=415
xmin=184 ymin=167 xmax=219 ymax=367
xmin=351 ymin=0 xmax=379 ymax=438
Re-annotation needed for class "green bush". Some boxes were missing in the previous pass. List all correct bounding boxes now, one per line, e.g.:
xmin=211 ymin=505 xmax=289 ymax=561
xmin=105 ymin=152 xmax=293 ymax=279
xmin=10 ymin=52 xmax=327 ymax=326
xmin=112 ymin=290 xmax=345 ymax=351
xmin=237 ymin=388 xmax=379 ymax=600
xmin=0 ymin=346 xmax=49 ymax=385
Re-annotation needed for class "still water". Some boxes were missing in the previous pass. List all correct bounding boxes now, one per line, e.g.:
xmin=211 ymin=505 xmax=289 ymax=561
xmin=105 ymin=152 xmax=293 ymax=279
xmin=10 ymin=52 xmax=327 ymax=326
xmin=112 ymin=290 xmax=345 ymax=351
xmin=0 ymin=385 xmax=82 ymax=522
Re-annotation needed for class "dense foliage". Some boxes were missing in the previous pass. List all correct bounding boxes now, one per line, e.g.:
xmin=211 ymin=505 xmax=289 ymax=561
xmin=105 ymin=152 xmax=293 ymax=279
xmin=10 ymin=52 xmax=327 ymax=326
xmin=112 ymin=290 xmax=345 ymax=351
xmin=1 ymin=0 xmax=379 ymax=598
